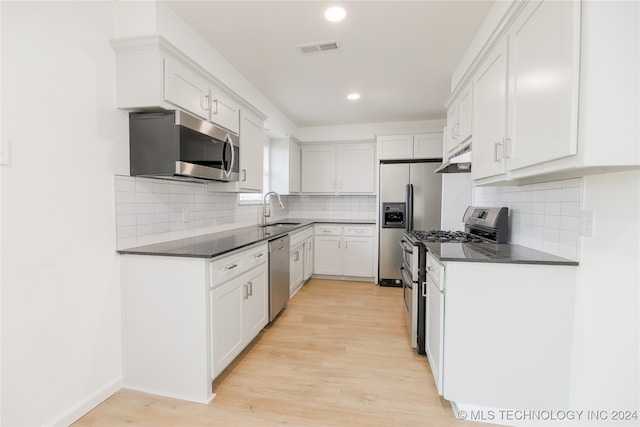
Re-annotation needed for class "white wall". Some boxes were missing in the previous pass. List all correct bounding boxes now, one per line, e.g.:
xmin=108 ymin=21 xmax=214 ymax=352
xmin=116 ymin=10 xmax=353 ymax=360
xmin=474 ymin=178 xmax=583 ymax=260
xmin=569 ymin=170 xmax=639 ymax=413
xmin=440 ymin=174 xmax=472 ymax=231
xmin=1 ymin=3 xmax=128 ymax=425
xmin=296 ymin=119 xmax=445 ymax=142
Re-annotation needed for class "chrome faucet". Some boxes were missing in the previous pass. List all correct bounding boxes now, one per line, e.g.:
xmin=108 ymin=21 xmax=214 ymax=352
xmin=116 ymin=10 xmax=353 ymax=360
xmin=262 ymin=191 xmax=284 ymax=226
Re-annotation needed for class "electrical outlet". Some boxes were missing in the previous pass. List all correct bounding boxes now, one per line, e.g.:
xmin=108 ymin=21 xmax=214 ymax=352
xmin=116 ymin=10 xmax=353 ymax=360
xmin=182 ymin=207 xmax=191 ymax=223
xmin=580 ymin=210 xmax=594 ymax=237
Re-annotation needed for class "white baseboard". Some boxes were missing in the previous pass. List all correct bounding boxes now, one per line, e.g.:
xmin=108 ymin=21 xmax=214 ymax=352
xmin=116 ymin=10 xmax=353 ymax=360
xmin=45 ymin=376 xmax=122 ymax=427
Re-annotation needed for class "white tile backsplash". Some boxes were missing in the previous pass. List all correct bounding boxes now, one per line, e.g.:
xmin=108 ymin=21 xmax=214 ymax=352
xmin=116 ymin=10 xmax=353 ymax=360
xmin=285 ymin=195 xmax=377 ymax=221
xmin=473 ymin=177 xmax=583 ymax=260
xmin=115 ymin=175 xmax=376 ymax=249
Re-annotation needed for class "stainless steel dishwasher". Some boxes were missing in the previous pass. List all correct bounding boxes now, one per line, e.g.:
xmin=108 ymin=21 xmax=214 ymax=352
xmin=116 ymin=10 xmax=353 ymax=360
xmin=268 ymin=235 xmax=290 ymax=322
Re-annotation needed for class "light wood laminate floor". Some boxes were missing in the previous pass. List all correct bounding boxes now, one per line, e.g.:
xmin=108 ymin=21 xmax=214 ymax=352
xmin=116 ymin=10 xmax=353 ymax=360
xmin=74 ymin=279 xmax=484 ymax=426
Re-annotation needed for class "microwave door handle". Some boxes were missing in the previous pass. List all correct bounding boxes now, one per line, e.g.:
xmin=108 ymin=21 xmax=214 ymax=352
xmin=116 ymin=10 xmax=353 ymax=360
xmin=222 ymin=134 xmax=234 ymax=179
xmin=228 ymin=135 xmax=235 ymax=178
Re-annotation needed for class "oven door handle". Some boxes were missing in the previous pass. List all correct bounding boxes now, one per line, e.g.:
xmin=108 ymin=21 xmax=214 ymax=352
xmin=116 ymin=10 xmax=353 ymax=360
xmin=400 ymin=266 xmax=413 ymax=288
xmin=399 ymin=240 xmax=414 ymax=254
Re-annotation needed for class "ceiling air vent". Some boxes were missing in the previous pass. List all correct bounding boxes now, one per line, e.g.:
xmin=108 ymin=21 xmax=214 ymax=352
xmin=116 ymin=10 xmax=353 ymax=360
xmin=297 ymin=40 xmax=340 ymax=54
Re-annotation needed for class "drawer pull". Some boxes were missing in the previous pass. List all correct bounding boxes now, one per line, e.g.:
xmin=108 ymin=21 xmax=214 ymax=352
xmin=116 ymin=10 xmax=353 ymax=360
xmin=248 ymin=281 xmax=253 ymax=297
xmin=226 ymin=264 xmax=238 ymax=270
xmin=255 ymin=253 xmax=264 ymax=258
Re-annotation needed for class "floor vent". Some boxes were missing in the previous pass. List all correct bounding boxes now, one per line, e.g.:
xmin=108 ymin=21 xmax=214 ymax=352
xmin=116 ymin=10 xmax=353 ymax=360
xmin=297 ymin=40 xmax=340 ymax=54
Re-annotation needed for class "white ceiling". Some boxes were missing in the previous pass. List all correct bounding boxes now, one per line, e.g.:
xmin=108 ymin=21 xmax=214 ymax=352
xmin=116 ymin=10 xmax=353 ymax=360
xmin=165 ymin=1 xmax=494 ymax=128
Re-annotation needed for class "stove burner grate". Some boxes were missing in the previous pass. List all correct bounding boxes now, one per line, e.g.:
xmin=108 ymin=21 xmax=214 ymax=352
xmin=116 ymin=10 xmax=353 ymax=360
xmin=411 ymin=230 xmax=485 ymax=243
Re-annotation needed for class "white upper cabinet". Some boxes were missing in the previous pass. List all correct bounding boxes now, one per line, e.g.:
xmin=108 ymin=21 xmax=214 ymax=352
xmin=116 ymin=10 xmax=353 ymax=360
xmin=300 ymin=145 xmax=336 ymax=193
xmin=301 ymin=143 xmax=376 ymax=194
xmin=209 ymin=85 xmax=241 ymax=135
xmin=472 ymin=38 xmax=509 ymax=181
xmin=164 ymin=58 xmax=211 ymax=120
xmin=270 ymin=137 xmax=301 ymax=195
xmin=414 ymin=133 xmax=445 ymax=160
xmin=445 ymin=83 xmax=473 ymax=156
xmin=336 ymin=144 xmax=376 ymax=193
xmin=377 ymin=134 xmax=414 ymax=160
xmin=238 ymin=110 xmax=264 ymax=192
xmin=377 ymin=132 xmax=443 ymax=161
xmin=112 ymin=37 xmax=247 ymax=135
xmin=164 ymin=56 xmax=240 ymax=134
xmin=455 ymin=0 xmax=639 ymax=185
xmin=507 ymin=0 xmax=580 ymax=171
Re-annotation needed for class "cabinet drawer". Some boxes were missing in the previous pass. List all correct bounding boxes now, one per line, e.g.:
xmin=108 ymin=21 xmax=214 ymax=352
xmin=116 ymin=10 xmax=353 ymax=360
xmin=343 ymin=225 xmax=373 ymax=237
xmin=210 ymin=252 xmax=246 ymax=288
xmin=245 ymin=243 xmax=268 ymax=270
xmin=290 ymin=226 xmax=312 ymax=247
xmin=314 ymin=225 xmax=342 ymax=236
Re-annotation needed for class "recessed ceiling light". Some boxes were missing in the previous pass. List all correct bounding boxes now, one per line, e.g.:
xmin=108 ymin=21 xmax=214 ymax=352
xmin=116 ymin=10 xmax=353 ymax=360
xmin=347 ymin=93 xmax=361 ymax=101
xmin=325 ymin=6 xmax=346 ymax=22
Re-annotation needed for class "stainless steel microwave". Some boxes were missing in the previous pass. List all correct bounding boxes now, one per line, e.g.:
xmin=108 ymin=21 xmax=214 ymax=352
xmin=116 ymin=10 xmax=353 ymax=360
xmin=129 ymin=110 xmax=240 ymax=182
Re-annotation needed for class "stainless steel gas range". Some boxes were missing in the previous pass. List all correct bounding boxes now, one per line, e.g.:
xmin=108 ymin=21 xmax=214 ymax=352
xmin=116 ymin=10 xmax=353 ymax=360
xmin=399 ymin=206 xmax=508 ymax=355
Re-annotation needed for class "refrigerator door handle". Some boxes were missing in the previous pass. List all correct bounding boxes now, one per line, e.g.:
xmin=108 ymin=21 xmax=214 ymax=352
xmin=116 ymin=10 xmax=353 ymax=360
xmin=406 ymin=184 xmax=414 ymax=231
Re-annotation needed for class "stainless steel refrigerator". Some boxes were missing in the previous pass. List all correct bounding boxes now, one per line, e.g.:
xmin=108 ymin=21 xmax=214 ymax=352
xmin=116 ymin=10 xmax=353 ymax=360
xmin=378 ymin=161 xmax=442 ymax=286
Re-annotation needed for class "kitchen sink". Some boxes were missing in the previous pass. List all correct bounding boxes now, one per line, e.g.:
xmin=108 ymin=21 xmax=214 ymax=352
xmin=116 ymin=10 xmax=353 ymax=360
xmin=260 ymin=222 xmax=301 ymax=228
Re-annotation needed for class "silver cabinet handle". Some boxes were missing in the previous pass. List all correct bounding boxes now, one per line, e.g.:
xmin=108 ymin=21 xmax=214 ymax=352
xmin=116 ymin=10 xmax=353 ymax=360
xmin=202 ymin=94 xmax=211 ymax=111
xmin=213 ymin=99 xmax=219 ymax=115
xmin=422 ymin=281 xmax=427 ymax=297
xmin=248 ymin=281 xmax=253 ymax=297
xmin=243 ymin=284 xmax=249 ymax=299
xmin=494 ymin=141 xmax=503 ymax=162
xmin=255 ymin=253 xmax=264 ymax=258
xmin=226 ymin=263 xmax=238 ymax=270
xmin=294 ymin=252 xmax=300 ymax=262
xmin=242 ymin=169 xmax=247 ymax=181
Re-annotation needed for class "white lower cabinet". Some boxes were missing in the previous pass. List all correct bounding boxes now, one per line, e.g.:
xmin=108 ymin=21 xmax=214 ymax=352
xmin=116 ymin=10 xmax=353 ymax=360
xmin=290 ymin=242 xmax=304 ymax=294
xmin=121 ymin=241 xmax=268 ymax=404
xmin=313 ymin=235 xmax=343 ymax=276
xmin=313 ymin=224 xmax=374 ymax=279
xmin=343 ymin=236 xmax=374 ymax=277
xmin=289 ymin=227 xmax=313 ymax=296
xmin=304 ymin=236 xmax=313 ymax=281
xmin=210 ymin=261 xmax=267 ymax=379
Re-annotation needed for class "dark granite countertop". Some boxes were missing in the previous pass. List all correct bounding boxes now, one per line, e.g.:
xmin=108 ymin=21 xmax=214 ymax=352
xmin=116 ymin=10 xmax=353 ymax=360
xmin=117 ymin=218 xmax=375 ymax=258
xmin=424 ymin=241 xmax=579 ymax=266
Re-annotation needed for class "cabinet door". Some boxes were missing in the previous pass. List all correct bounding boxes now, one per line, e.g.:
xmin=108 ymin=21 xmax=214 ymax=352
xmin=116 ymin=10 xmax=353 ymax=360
xmin=301 ymin=146 xmax=336 ymax=193
xmin=239 ymin=111 xmax=264 ymax=192
xmin=337 ymin=144 xmax=375 ymax=193
xmin=445 ymin=104 xmax=459 ymax=154
xmin=304 ymin=237 xmax=313 ymax=281
xmin=164 ymin=57 xmax=210 ymax=120
xmin=343 ymin=237 xmax=373 ymax=277
xmin=290 ymin=243 xmax=304 ymax=295
xmin=377 ymin=134 xmax=413 ymax=160
xmin=413 ymin=133 xmax=443 ymax=159
xmin=508 ymin=0 xmax=580 ymax=170
xmin=210 ymin=276 xmax=244 ymax=378
xmin=457 ymin=84 xmax=473 ymax=143
xmin=289 ymin=142 xmax=301 ymax=193
xmin=472 ymin=38 xmax=508 ymax=181
xmin=210 ymin=86 xmax=240 ymax=134
xmin=243 ymin=266 xmax=268 ymax=343
xmin=313 ymin=236 xmax=342 ymax=275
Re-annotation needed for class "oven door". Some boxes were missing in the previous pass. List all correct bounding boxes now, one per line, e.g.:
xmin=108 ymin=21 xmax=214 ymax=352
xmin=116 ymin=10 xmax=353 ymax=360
xmin=400 ymin=265 xmax=417 ymax=348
